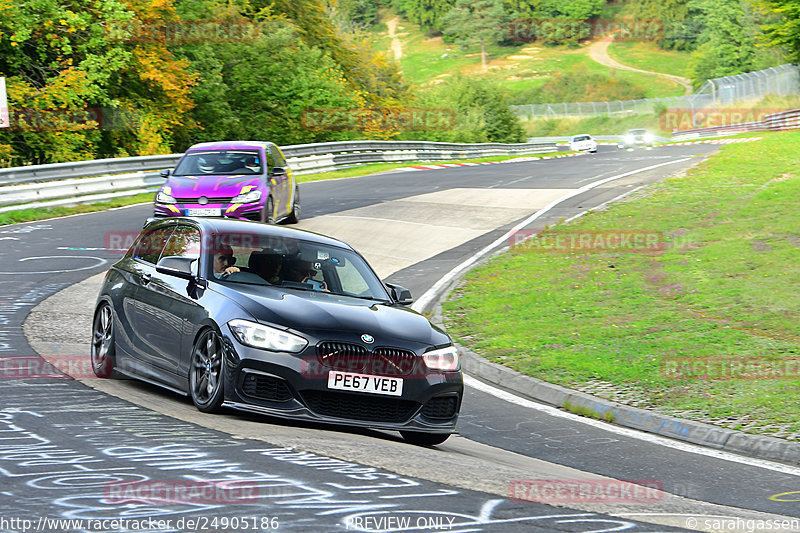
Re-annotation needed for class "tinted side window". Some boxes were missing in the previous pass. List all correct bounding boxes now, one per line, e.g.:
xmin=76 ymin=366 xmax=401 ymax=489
xmin=271 ymin=145 xmax=287 ymax=167
xmin=134 ymin=227 xmax=174 ymax=264
xmin=161 ymin=225 xmax=201 ymax=275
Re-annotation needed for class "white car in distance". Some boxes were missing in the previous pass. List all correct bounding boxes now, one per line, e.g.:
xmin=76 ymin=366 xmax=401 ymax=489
xmin=569 ymin=134 xmax=598 ymax=153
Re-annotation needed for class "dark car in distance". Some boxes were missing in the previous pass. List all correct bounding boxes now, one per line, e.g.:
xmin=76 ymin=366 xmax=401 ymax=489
xmin=91 ymin=217 xmax=463 ymax=445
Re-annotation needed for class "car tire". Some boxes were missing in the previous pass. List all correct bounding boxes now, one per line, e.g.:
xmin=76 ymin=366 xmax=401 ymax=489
xmin=400 ymin=431 xmax=451 ymax=446
xmin=189 ymin=329 xmax=225 ymax=413
xmin=91 ymin=302 xmax=117 ymax=378
xmin=285 ymin=187 xmax=300 ymax=224
xmin=262 ymin=196 xmax=274 ymax=224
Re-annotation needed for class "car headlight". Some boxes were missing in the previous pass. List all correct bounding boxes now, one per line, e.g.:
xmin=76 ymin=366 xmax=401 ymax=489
xmin=155 ymin=190 xmax=176 ymax=204
xmin=423 ymin=345 xmax=460 ymax=371
xmin=232 ymin=190 xmax=262 ymax=204
xmin=644 ymin=133 xmax=654 ymax=143
xmin=228 ymin=319 xmax=308 ymax=353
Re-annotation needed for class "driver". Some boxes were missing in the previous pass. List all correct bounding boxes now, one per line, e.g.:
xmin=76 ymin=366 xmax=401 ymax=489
xmin=213 ymin=245 xmax=240 ymax=278
xmin=244 ymin=156 xmax=261 ymax=173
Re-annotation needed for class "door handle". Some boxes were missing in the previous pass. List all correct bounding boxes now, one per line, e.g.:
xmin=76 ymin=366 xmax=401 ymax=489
xmin=141 ymin=273 xmax=152 ymax=285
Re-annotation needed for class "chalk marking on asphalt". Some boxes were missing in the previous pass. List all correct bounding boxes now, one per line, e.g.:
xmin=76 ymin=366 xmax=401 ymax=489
xmin=0 ymin=256 xmax=108 ymax=275
xmin=465 ymin=375 xmax=800 ymax=477
xmin=412 ymin=157 xmax=692 ymax=312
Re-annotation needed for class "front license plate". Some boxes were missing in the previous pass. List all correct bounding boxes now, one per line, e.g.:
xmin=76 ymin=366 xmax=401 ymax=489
xmin=186 ymin=208 xmax=222 ymax=216
xmin=327 ymin=371 xmax=403 ymax=396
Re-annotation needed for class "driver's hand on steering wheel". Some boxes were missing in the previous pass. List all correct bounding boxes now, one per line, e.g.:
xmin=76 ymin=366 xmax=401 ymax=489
xmin=221 ymin=266 xmax=240 ymax=277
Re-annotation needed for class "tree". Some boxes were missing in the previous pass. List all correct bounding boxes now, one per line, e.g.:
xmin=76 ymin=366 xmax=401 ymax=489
xmin=442 ymin=0 xmax=507 ymax=71
xmin=414 ymin=75 xmax=525 ymax=143
xmin=686 ymin=0 xmax=761 ymax=85
xmin=759 ymin=0 xmax=800 ymax=62
xmin=392 ymin=0 xmax=456 ymax=33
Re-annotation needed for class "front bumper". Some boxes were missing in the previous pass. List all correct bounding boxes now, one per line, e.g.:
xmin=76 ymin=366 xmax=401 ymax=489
xmin=154 ymin=202 xmax=264 ymax=221
xmin=220 ymin=337 xmax=463 ymax=433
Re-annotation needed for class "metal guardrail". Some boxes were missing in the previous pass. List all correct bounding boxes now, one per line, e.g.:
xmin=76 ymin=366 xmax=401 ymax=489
xmin=0 ymin=140 xmax=557 ymax=213
xmin=671 ymin=108 xmax=800 ymax=140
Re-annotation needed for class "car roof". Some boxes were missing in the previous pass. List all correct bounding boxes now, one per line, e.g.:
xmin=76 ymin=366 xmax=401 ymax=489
xmin=628 ymin=129 xmax=647 ymax=133
xmin=186 ymin=141 xmax=276 ymax=151
xmin=145 ymin=217 xmax=355 ymax=251
xmin=572 ymin=134 xmax=592 ymax=138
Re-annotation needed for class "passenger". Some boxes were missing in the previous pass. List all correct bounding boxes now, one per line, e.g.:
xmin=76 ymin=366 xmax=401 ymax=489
xmin=213 ymin=245 xmax=240 ymax=278
xmin=249 ymin=251 xmax=282 ymax=284
xmin=284 ymin=259 xmax=327 ymax=291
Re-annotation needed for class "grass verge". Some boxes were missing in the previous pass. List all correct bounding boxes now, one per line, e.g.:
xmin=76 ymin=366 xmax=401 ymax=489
xmin=0 ymin=193 xmax=155 ymax=226
xmin=0 ymin=151 xmax=571 ymax=227
xmin=606 ymin=41 xmax=691 ymax=79
xmin=443 ymin=130 xmax=800 ymax=438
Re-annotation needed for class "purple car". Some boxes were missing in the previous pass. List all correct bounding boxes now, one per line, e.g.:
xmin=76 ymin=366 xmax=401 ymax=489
xmin=154 ymin=141 xmax=300 ymax=224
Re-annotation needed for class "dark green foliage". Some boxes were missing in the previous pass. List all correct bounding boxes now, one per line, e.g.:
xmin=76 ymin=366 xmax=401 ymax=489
xmin=414 ymin=75 xmax=525 ymax=143
xmin=391 ymin=0 xmax=456 ymax=32
xmin=442 ymin=0 xmax=508 ymax=51
xmin=760 ymin=0 xmax=800 ymax=62
xmin=177 ymin=22 xmax=363 ymax=148
xmin=511 ymin=65 xmax=647 ymax=104
xmin=334 ymin=0 xmax=380 ymax=30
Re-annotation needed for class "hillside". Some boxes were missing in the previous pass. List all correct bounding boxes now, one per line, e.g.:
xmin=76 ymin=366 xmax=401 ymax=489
xmin=367 ymin=8 xmax=690 ymax=103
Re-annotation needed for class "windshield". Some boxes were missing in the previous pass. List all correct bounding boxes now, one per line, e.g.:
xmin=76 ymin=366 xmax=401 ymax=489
xmin=174 ymin=150 xmax=263 ymax=176
xmin=206 ymin=232 xmax=390 ymax=302
xmin=572 ymin=135 xmax=591 ymax=142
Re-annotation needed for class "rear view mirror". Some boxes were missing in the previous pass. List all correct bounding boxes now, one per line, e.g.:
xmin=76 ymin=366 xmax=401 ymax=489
xmin=271 ymin=167 xmax=287 ymax=177
xmin=156 ymin=256 xmax=196 ymax=279
xmin=160 ymin=169 xmax=171 ymax=178
xmin=386 ymin=283 xmax=413 ymax=305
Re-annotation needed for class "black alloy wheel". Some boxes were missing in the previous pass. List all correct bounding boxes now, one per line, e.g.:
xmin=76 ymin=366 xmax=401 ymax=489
xmin=91 ymin=303 xmax=116 ymax=378
xmin=190 ymin=329 xmax=225 ymax=413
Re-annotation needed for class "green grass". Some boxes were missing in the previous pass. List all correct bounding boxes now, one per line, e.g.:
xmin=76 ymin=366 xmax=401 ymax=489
xmin=0 ymin=193 xmax=156 ymax=226
xmin=521 ymin=113 xmax=666 ymax=137
xmin=607 ymin=41 xmax=692 ymax=79
xmin=373 ymin=10 xmax=685 ymax=99
xmin=0 ymin=151 xmax=570 ymax=226
xmin=443 ymin=130 xmax=800 ymax=437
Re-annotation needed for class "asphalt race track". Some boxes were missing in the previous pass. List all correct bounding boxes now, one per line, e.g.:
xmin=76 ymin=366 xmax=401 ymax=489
xmin=4 ymin=144 xmax=800 ymax=532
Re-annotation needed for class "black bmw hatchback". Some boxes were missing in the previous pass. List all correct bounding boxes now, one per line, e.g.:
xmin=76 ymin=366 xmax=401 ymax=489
xmin=91 ymin=217 xmax=463 ymax=445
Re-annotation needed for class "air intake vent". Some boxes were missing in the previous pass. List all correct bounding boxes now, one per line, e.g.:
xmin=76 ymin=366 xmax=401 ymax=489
xmin=421 ymin=396 xmax=459 ymax=419
xmin=241 ymin=372 xmax=293 ymax=402
xmin=300 ymin=390 xmax=419 ymax=423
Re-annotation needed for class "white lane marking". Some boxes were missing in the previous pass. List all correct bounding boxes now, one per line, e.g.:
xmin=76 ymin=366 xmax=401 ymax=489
xmin=465 ymin=375 xmax=800 ymax=477
xmin=412 ymin=157 xmax=692 ymax=311
xmin=0 ymin=256 xmax=108 ymax=275
xmin=487 ymin=175 xmax=536 ymax=188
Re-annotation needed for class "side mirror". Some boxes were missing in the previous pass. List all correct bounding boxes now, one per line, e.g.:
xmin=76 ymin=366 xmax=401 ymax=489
xmin=160 ymin=169 xmax=171 ymax=178
xmin=156 ymin=256 xmax=196 ymax=280
xmin=271 ymin=167 xmax=287 ymax=178
xmin=386 ymin=283 xmax=413 ymax=305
